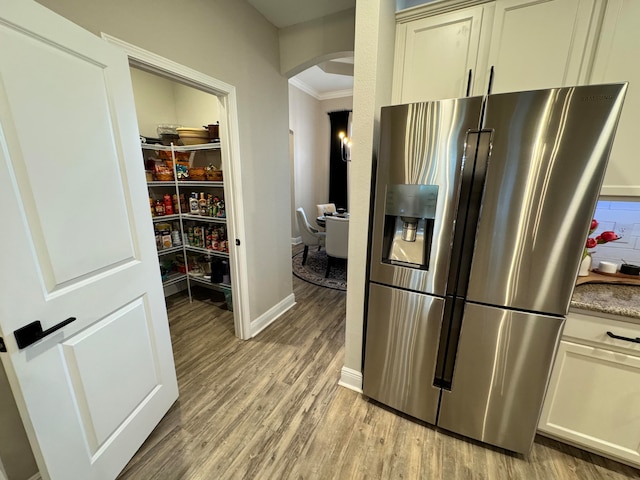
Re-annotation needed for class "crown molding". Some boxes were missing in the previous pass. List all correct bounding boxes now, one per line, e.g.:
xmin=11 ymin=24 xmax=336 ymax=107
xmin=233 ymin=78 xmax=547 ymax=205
xmin=396 ymin=0 xmax=491 ymax=23
xmin=288 ymin=77 xmax=321 ymax=99
xmin=318 ymin=89 xmax=353 ymax=101
xmin=289 ymin=78 xmax=352 ymax=101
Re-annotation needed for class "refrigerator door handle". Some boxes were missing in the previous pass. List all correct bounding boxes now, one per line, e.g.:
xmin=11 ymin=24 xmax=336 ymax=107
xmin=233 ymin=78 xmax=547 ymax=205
xmin=446 ymin=130 xmax=493 ymax=298
xmin=487 ymin=66 xmax=495 ymax=95
xmin=465 ymin=69 xmax=473 ymax=97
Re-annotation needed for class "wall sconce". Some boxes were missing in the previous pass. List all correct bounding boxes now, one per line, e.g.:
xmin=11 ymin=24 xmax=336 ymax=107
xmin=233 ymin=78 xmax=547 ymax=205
xmin=339 ymin=131 xmax=352 ymax=162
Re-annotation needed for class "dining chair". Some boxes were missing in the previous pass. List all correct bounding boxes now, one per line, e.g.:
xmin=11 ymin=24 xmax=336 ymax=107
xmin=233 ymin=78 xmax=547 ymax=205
xmin=296 ymin=207 xmax=326 ymax=265
xmin=316 ymin=203 xmax=337 ymax=218
xmin=324 ymin=216 xmax=349 ymax=278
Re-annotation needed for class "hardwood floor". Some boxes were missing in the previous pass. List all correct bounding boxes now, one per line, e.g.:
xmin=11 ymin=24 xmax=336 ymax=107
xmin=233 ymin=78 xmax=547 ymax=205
xmin=117 ymin=276 xmax=639 ymax=479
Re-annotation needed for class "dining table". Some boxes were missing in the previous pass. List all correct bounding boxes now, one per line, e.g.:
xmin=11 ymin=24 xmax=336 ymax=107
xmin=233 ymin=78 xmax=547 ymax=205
xmin=316 ymin=212 xmax=349 ymax=229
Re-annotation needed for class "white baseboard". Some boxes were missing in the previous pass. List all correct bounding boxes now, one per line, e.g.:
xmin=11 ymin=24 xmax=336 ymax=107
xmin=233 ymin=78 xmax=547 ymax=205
xmin=292 ymin=236 xmax=301 ymax=245
xmin=250 ymin=293 xmax=296 ymax=337
xmin=338 ymin=366 xmax=363 ymax=393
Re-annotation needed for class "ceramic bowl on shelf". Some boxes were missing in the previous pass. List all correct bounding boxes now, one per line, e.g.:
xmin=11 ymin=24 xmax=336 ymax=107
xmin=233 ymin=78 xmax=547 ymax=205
xmin=176 ymin=127 xmax=209 ymax=145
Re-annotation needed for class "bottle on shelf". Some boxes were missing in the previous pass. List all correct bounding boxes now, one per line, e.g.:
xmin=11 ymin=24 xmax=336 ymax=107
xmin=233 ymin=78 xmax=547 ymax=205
xmin=155 ymin=199 xmax=165 ymax=216
xmin=172 ymin=194 xmax=179 ymax=214
xmin=150 ymin=197 xmax=155 ymax=217
xmin=207 ymin=194 xmax=214 ymax=217
xmin=189 ymin=193 xmax=199 ymax=215
xmin=199 ymin=192 xmax=207 ymax=216
xmin=211 ymin=196 xmax=219 ymax=217
xmin=179 ymin=193 xmax=188 ymax=213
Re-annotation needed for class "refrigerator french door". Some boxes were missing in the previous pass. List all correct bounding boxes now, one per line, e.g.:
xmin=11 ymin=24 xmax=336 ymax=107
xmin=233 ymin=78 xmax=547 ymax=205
xmin=362 ymin=84 xmax=627 ymax=454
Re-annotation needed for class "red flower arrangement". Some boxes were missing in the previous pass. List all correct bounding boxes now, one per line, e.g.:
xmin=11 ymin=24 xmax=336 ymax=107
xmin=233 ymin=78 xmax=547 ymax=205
xmin=584 ymin=219 xmax=620 ymax=259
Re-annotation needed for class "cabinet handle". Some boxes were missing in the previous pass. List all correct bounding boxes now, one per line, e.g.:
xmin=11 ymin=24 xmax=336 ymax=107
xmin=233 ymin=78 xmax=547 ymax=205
xmin=487 ymin=66 xmax=495 ymax=95
xmin=14 ymin=317 xmax=77 ymax=349
xmin=606 ymin=331 xmax=640 ymax=344
xmin=465 ymin=69 xmax=473 ymax=97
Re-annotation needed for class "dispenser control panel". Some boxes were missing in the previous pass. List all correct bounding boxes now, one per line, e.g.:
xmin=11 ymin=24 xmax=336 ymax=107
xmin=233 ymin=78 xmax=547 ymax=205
xmin=385 ymin=184 xmax=438 ymax=219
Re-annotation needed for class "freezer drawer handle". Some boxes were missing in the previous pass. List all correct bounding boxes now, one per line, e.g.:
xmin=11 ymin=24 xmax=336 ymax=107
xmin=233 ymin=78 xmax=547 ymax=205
xmin=14 ymin=317 xmax=77 ymax=349
xmin=606 ymin=331 xmax=640 ymax=344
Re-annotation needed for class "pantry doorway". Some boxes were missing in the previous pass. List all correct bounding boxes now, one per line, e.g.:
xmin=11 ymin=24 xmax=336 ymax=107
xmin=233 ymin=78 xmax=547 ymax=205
xmin=102 ymin=34 xmax=251 ymax=340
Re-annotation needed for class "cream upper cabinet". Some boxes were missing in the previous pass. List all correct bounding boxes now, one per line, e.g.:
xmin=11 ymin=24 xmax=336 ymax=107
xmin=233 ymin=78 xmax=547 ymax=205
xmin=590 ymin=0 xmax=640 ymax=196
xmin=485 ymin=0 xmax=603 ymax=94
xmin=394 ymin=0 xmax=605 ymax=103
xmin=539 ymin=312 xmax=640 ymax=468
xmin=392 ymin=5 xmax=494 ymax=103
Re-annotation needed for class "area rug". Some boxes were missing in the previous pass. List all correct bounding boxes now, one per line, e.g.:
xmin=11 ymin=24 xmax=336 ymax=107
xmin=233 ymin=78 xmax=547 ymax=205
xmin=292 ymin=250 xmax=346 ymax=291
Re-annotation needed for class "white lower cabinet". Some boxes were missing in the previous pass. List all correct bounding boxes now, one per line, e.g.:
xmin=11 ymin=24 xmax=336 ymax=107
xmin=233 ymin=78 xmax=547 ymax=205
xmin=539 ymin=314 xmax=640 ymax=468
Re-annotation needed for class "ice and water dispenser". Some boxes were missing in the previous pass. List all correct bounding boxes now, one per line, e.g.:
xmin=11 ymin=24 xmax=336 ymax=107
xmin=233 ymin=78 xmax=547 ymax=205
xmin=381 ymin=184 xmax=438 ymax=269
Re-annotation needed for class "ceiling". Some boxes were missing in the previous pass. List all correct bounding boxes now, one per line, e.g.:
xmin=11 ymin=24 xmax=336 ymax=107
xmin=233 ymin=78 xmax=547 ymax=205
xmin=246 ymin=0 xmax=356 ymax=28
xmin=247 ymin=0 xmax=355 ymax=98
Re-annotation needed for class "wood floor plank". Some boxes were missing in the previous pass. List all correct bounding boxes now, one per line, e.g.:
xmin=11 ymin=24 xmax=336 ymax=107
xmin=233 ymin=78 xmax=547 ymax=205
xmin=117 ymin=250 xmax=640 ymax=480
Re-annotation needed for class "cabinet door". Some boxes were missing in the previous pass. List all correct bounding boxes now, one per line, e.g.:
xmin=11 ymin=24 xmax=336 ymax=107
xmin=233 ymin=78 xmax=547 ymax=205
xmin=539 ymin=340 xmax=640 ymax=467
xmin=590 ymin=0 xmax=640 ymax=196
xmin=485 ymin=0 xmax=602 ymax=94
xmin=393 ymin=5 xmax=490 ymax=103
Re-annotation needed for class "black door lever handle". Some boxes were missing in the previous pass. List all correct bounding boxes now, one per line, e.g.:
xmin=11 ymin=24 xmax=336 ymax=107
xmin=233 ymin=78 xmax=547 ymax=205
xmin=14 ymin=317 xmax=76 ymax=349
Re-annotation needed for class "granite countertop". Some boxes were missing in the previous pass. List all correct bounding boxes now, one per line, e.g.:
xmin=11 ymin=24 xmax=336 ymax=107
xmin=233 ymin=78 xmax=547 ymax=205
xmin=571 ymin=283 xmax=640 ymax=320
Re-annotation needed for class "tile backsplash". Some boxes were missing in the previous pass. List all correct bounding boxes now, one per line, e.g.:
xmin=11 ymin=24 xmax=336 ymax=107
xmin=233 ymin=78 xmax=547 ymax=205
xmin=589 ymin=200 xmax=640 ymax=269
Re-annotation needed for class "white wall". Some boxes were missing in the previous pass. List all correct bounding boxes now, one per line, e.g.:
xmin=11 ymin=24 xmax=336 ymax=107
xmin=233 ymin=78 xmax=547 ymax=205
xmin=288 ymin=84 xmax=324 ymax=238
xmin=174 ymin=83 xmax=220 ymax=131
xmin=341 ymin=0 xmax=396 ymax=390
xmin=36 ymin=0 xmax=293 ymax=323
xmin=130 ymin=68 xmax=177 ymax=139
xmin=130 ymin=67 xmax=220 ymax=141
xmin=288 ymin=84 xmax=352 ymax=239
xmin=279 ymin=8 xmax=356 ymax=77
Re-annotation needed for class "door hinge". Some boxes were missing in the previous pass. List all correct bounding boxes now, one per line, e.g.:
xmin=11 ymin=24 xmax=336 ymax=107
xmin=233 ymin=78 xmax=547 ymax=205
xmin=0 ymin=337 xmax=6 ymax=352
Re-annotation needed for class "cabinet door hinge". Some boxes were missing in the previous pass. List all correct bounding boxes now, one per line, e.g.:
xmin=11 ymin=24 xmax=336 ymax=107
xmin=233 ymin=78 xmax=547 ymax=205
xmin=0 ymin=337 xmax=6 ymax=352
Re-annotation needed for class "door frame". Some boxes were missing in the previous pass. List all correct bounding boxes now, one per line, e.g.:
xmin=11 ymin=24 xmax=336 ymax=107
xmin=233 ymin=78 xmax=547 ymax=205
xmin=102 ymin=34 xmax=250 ymax=339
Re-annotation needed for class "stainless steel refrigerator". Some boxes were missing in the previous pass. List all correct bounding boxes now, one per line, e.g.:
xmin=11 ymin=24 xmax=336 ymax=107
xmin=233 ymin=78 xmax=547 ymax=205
xmin=362 ymin=84 xmax=627 ymax=454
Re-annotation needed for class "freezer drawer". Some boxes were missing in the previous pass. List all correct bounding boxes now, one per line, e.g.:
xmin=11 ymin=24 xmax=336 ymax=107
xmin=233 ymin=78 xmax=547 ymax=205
xmin=438 ymin=302 xmax=564 ymax=454
xmin=363 ymin=283 xmax=443 ymax=424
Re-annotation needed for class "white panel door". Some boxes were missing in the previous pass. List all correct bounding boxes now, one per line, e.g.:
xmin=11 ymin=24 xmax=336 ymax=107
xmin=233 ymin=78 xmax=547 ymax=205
xmin=590 ymin=0 xmax=640 ymax=196
xmin=485 ymin=0 xmax=600 ymax=94
xmin=393 ymin=5 xmax=489 ymax=103
xmin=539 ymin=340 xmax=640 ymax=467
xmin=0 ymin=1 xmax=178 ymax=479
